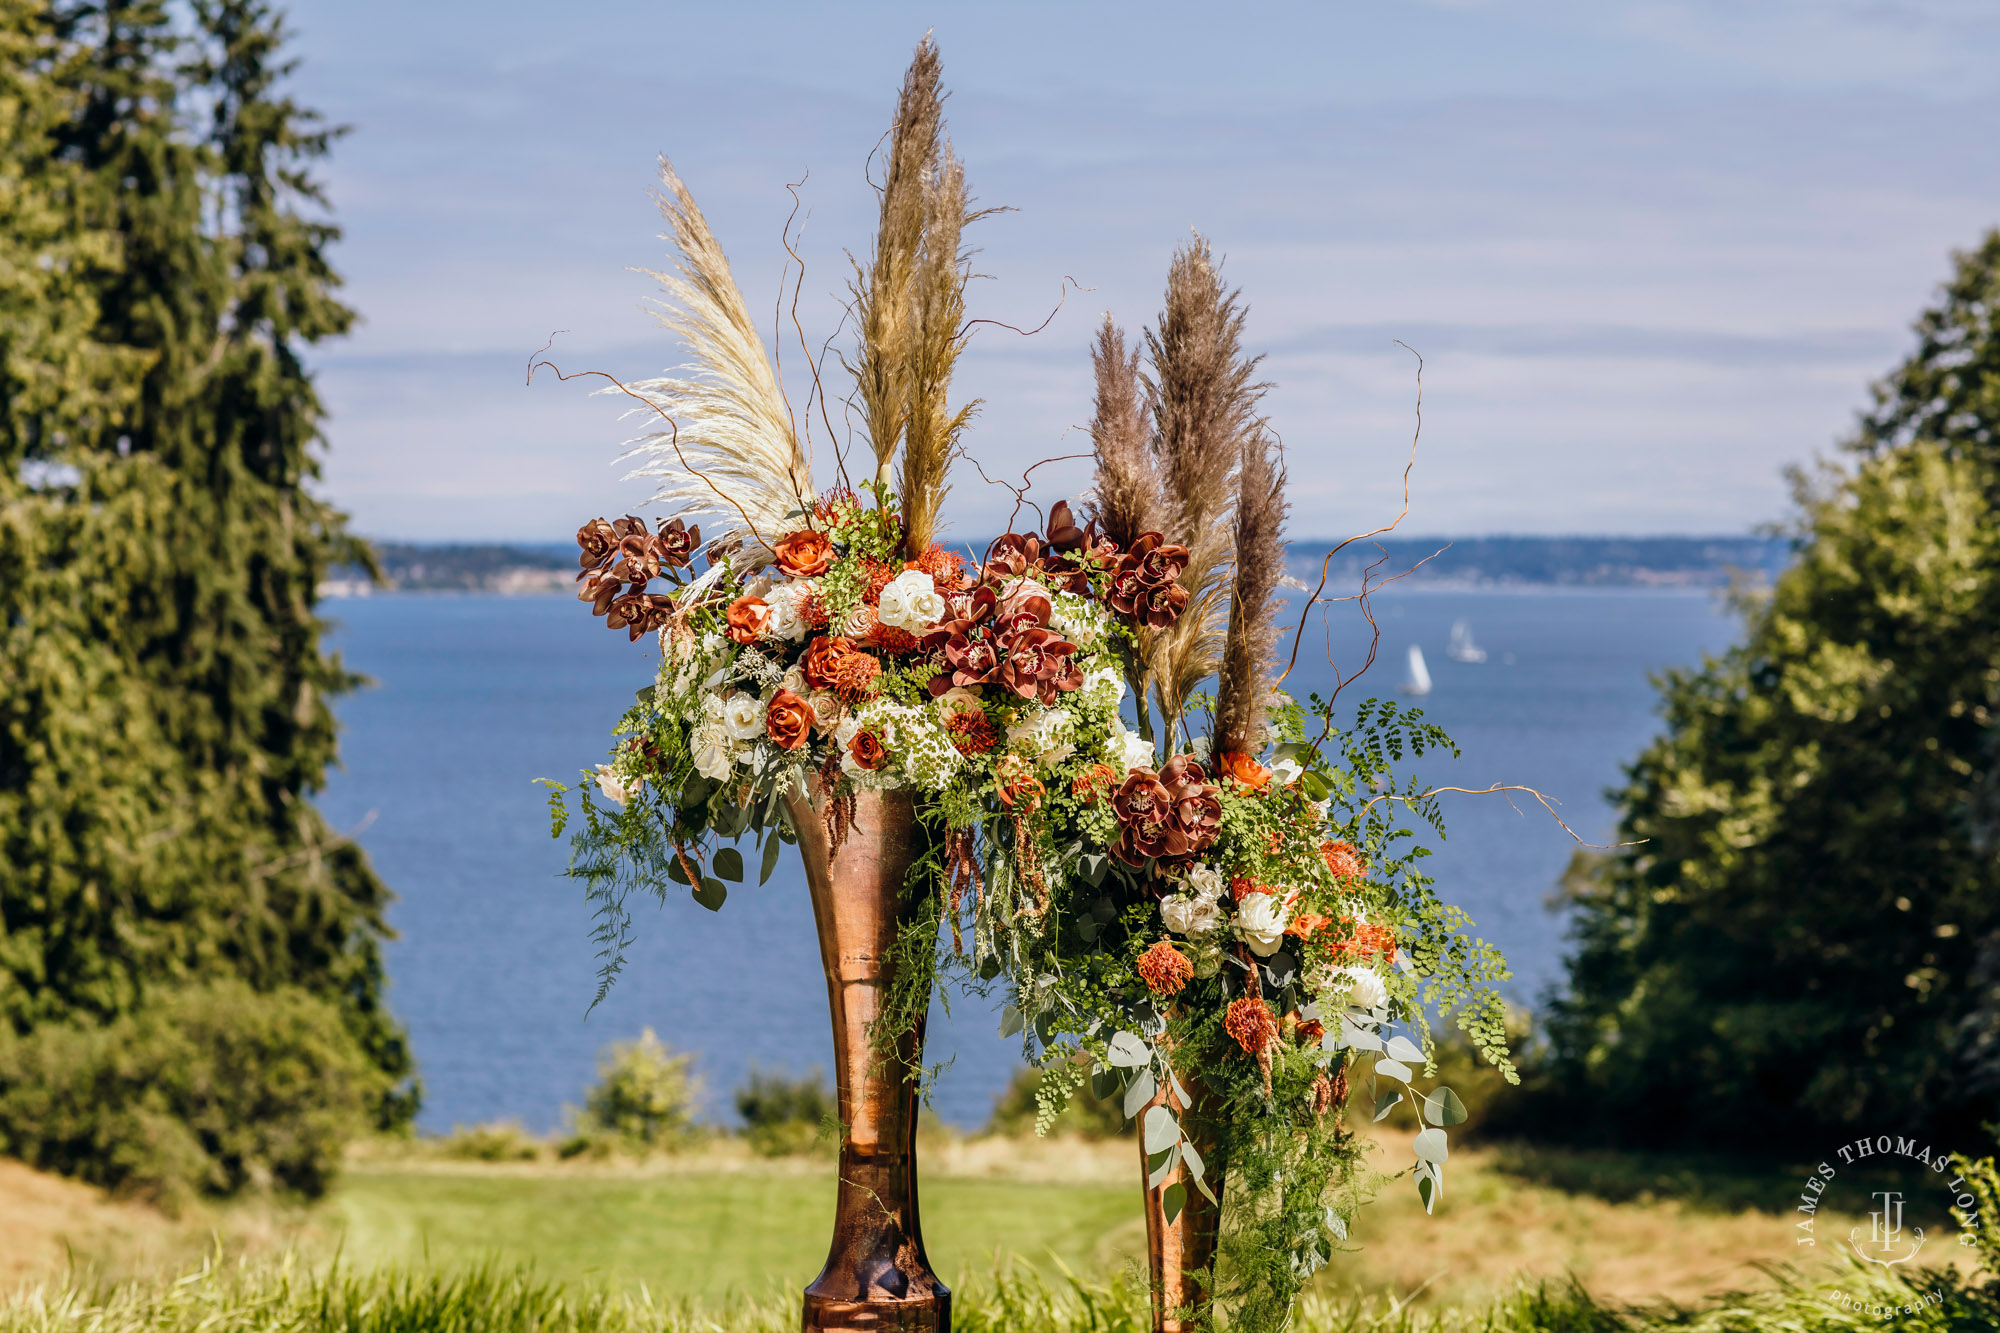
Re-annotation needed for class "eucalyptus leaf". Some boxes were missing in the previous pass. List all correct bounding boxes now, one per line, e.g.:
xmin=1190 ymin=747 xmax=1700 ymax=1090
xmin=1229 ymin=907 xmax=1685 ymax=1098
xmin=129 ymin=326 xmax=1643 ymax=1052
xmin=1107 ymin=1031 xmax=1149 ymax=1067
xmin=999 ymin=1005 xmax=1023 ymax=1039
xmin=1161 ymin=1181 xmax=1187 ymax=1225
xmin=712 ymin=847 xmax=744 ymax=882
xmin=1375 ymin=1058 xmax=1413 ymax=1084
xmin=1422 ymin=1086 xmax=1468 ymax=1127
xmin=635 ymin=685 xmax=657 ymax=706
xmin=1325 ymin=1208 xmax=1348 ymax=1242
xmin=1413 ymin=1127 xmax=1449 ymax=1162
xmin=1122 ymin=1069 xmax=1157 ymax=1121
xmin=1090 ymin=1066 xmax=1120 ymax=1102
xmin=1148 ymin=1149 xmax=1177 ymax=1191
xmin=1372 ymin=1091 xmax=1402 ymax=1123
xmin=1385 ymin=1035 xmax=1425 ymax=1064
xmin=760 ymin=833 xmax=782 ymax=885
xmin=1301 ymin=770 xmax=1334 ymax=801
xmin=1340 ymin=1019 xmax=1384 ymax=1052
xmin=1167 ymin=1067 xmax=1190 ymax=1108
xmin=693 ymin=878 xmax=728 ymax=911
xmin=1180 ymin=1137 xmax=1204 ymax=1182
xmin=1417 ymin=1167 xmax=1437 ymax=1215
xmin=1142 ymin=1104 xmax=1178 ymax=1152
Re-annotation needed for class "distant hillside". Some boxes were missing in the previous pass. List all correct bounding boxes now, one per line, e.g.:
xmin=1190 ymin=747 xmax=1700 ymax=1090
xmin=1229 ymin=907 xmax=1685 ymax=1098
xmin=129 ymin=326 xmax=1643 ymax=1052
xmin=319 ymin=535 xmax=1789 ymax=597
xmin=1287 ymin=534 xmax=1789 ymax=589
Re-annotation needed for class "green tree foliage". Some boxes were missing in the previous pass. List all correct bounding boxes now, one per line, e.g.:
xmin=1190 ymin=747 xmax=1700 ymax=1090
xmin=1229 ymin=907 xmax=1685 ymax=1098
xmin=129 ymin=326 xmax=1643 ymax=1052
xmin=734 ymin=1064 xmax=834 ymax=1156
xmin=0 ymin=0 xmax=413 ymax=1191
xmin=1534 ymin=236 xmax=2000 ymax=1150
xmin=564 ymin=1030 xmax=701 ymax=1155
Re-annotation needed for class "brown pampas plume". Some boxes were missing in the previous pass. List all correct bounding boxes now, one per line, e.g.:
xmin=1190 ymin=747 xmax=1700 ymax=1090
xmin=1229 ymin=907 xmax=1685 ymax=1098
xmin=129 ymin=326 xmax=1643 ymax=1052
xmin=1215 ymin=430 xmax=1288 ymax=756
xmin=900 ymin=138 xmax=980 ymax=556
xmin=1143 ymin=236 xmax=1267 ymax=737
xmin=1085 ymin=315 xmax=1162 ymax=550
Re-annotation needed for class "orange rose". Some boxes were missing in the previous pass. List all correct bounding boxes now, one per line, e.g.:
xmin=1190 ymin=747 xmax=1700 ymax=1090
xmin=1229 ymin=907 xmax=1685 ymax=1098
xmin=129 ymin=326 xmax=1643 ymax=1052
xmin=764 ymin=689 xmax=813 ymax=751
xmin=1217 ymin=750 xmax=1270 ymax=790
xmin=848 ymin=728 xmax=888 ymax=771
xmin=803 ymin=635 xmax=853 ymax=690
xmin=726 ymin=595 xmax=771 ymax=644
xmin=1286 ymin=910 xmax=1332 ymax=940
xmin=774 ymin=529 xmax=833 ymax=578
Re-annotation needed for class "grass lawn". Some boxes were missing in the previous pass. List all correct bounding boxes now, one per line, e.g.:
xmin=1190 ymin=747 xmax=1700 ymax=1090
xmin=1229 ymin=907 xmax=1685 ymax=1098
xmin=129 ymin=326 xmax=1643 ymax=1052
xmin=326 ymin=1162 xmax=1143 ymax=1303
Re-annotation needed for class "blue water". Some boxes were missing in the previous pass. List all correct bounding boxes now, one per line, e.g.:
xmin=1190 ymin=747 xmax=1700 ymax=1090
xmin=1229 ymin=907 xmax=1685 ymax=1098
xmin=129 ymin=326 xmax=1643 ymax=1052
xmin=316 ymin=588 xmax=1738 ymax=1134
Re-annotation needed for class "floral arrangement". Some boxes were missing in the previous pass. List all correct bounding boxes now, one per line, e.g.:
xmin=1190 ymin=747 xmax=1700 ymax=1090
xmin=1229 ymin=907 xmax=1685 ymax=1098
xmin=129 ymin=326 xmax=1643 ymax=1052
xmin=538 ymin=38 xmax=1525 ymax=1333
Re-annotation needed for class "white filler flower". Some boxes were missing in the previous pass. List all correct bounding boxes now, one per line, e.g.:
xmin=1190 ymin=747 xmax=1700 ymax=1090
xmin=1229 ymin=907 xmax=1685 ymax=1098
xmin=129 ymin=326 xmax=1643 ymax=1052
xmin=1337 ymin=964 xmax=1389 ymax=1010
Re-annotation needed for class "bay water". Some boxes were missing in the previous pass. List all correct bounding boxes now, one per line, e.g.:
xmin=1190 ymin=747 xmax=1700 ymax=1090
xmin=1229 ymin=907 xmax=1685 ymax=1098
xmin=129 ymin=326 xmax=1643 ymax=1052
xmin=316 ymin=587 xmax=1738 ymax=1134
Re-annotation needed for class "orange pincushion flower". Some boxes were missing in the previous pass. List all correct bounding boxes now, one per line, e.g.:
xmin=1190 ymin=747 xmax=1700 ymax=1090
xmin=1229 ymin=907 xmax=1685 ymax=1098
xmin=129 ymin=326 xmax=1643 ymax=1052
xmin=1071 ymin=762 xmax=1118 ymax=804
xmin=995 ymin=754 xmax=1045 ymax=811
xmin=1325 ymin=918 xmax=1398 ymax=964
xmin=1319 ymin=840 xmax=1366 ymax=880
xmin=1217 ymin=750 xmax=1270 ymax=790
xmin=1230 ymin=875 xmax=1267 ymax=902
xmin=864 ymin=621 xmax=921 ymax=655
xmin=1224 ymin=997 xmax=1279 ymax=1057
xmin=862 ymin=560 xmax=900 ymax=604
xmin=1137 ymin=940 xmax=1194 ymax=997
xmin=945 ymin=709 xmax=998 ymax=755
xmin=914 ymin=544 xmax=969 ymax=591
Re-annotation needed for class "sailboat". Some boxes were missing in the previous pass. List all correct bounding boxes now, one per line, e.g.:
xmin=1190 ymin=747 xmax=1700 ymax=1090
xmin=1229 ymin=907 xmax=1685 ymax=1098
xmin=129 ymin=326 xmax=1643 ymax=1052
xmin=1447 ymin=618 xmax=1488 ymax=663
xmin=1403 ymin=643 xmax=1433 ymax=696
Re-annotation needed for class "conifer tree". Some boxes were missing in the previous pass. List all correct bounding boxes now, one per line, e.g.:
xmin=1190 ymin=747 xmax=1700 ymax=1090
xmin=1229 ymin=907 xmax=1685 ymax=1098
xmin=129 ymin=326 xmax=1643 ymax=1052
xmin=0 ymin=0 xmax=413 ymax=1193
xmin=1535 ymin=236 xmax=2000 ymax=1148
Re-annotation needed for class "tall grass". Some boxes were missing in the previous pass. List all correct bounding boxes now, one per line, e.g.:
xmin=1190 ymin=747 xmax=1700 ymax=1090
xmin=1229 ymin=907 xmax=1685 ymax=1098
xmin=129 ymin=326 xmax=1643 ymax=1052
xmin=0 ymin=1254 xmax=1991 ymax=1333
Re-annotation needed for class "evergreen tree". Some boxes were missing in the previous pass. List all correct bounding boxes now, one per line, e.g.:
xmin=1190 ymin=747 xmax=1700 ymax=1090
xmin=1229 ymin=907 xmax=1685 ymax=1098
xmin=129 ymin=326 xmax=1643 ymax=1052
xmin=0 ymin=0 xmax=413 ymax=1194
xmin=1533 ymin=236 xmax=2000 ymax=1150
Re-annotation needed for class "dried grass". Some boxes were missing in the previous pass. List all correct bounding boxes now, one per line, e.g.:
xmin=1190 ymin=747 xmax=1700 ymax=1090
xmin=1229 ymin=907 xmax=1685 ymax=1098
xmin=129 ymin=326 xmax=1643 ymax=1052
xmin=617 ymin=160 xmax=815 ymax=554
xmin=1215 ymin=431 xmax=1287 ymax=756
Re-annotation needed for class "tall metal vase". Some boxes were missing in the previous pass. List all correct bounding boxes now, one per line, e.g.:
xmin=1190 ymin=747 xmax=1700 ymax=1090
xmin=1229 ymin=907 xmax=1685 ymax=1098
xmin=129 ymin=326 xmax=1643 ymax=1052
xmin=1139 ymin=1058 xmax=1226 ymax=1333
xmin=783 ymin=784 xmax=950 ymax=1333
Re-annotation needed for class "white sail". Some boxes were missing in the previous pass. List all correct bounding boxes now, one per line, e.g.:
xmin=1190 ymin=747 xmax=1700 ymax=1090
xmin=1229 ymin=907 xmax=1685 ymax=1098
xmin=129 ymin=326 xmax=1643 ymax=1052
xmin=1404 ymin=644 xmax=1433 ymax=695
xmin=1447 ymin=618 xmax=1488 ymax=663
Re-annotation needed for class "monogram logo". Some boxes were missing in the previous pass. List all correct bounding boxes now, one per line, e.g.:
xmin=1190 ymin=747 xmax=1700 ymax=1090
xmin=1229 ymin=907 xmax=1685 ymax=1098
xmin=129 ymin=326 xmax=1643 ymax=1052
xmin=1850 ymin=1189 xmax=1927 ymax=1266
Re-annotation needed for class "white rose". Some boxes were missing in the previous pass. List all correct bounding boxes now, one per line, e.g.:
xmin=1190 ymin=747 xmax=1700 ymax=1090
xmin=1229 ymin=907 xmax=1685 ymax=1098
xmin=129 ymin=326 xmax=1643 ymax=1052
xmin=996 ymin=576 xmax=1053 ymax=619
xmin=834 ymin=715 xmax=862 ymax=748
xmin=1110 ymin=725 xmax=1156 ymax=774
xmin=780 ymin=664 xmax=809 ymax=697
xmin=764 ymin=582 xmax=815 ymax=642
xmin=1182 ymin=864 xmax=1225 ymax=902
xmin=1161 ymin=892 xmax=1222 ymax=938
xmin=1007 ymin=708 xmax=1074 ymax=767
xmin=721 ymin=692 xmax=767 ymax=741
xmin=1233 ymin=892 xmax=1292 ymax=957
xmin=1337 ymin=965 xmax=1389 ymax=1011
xmin=877 ymin=570 xmax=944 ymax=632
xmin=594 ymin=764 xmax=638 ymax=806
xmin=934 ymin=686 xmax=982 ymax=720
xmin=690 ymin=724 xmax=736 ymax=781
xmin=1270 ymin=754 xmax=1304 ymax=786
xmin=1084 ymin=665 xmax=1125 ymax=702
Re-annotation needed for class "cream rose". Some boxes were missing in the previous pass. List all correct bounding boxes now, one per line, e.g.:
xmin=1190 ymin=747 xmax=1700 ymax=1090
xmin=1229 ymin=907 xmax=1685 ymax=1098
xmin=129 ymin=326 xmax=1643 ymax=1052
xmin=1109 ymin=725 xmax=1156 ymax=774
xmin=721 ymin=692 xmax=767 ymax=741
xmin=690 ymin=723 xmax=736 ymax=781
xmin=764 ymin=581 xmax=815 ymax=642
xmin=934 ymin=686 xmax=982 ymax=721
xmin=594 ymin=764 xmax=638 ymax=806
xmin=1182 ymin=864 xmax=1225 ymax=902
xmin=1233 ymin=892 xmax=1292 ymax=957
xmin=808 ymin=691 xmax=846 ymax=733
xmin=1007 ymin=707 xmax=1074 ymax=767
xmin=1161 ymin=891 xmax=1223 ymax=938
xmin=877 ymin=569 xmax=945 ymax=632
xmin=1336 ymin=964 xmax=1389 ymax=1011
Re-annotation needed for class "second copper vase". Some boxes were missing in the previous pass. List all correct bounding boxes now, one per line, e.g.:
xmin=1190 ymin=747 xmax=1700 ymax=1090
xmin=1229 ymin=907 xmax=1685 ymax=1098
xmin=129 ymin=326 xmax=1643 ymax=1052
xmin=1139 ymin=1061 xmax=1227 ymax=1333
xmin=784 ymin=784 xmax=950 ymax=1333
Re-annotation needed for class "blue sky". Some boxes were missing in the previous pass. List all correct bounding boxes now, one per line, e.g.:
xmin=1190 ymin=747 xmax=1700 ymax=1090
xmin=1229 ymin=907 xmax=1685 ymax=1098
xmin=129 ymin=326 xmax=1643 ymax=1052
xmin=286 ymin=1 xmax=2000 ymax=541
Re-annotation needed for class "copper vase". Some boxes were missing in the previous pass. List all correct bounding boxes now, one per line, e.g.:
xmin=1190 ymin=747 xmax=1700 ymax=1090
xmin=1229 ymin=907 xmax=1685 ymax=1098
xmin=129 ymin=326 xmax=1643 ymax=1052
xmin=783 ymin=784 xmax=950 ymax=1333
xmin=1139 ymin=1059 xmax=1226 ymax=1333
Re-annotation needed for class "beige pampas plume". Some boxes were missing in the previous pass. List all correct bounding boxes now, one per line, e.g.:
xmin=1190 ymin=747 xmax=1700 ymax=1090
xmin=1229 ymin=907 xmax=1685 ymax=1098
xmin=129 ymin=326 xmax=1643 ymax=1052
xmin=618 ymin=159 xmax=814 ymax=552
xmin=1215 ymin=430 xmax=1288 ymax=757
xmin=1144 ymin=236 xmax=1267 ymax=740
xmin=1085 ymin=314 xmax=1161 ymax=549
xmin=900 ymin=138 xmax=979 ymax=557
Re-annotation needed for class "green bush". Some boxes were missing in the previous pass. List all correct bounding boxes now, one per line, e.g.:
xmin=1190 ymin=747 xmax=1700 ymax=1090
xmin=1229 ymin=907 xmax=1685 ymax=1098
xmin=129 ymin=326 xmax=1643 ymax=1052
xmin=734 ymin=1066 xmax=834 ymax=1156
xmin=438 ymin=1122 xmax=543 ymax=1162
xmin=564 ymin=1029 xmax=700 ymax=1155
xmin=0 ymin=981 xmax=388 ymax=1208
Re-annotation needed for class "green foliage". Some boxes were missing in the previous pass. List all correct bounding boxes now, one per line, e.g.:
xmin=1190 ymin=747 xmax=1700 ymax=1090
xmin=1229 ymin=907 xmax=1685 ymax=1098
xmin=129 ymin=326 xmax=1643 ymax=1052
xmin=0 ymin=980 xmax=386 ymax=1209
xmin=438 ymin=1122 xmax=544 ymax=1163
xmin=0 ymin=0 xmax=415 ymax=1189
xmin=733 ymin=1065 xmax=834 ymax=1156
xmin=567 ymin=1029 xmax=700 ymax=1154
xmin=987 ymin=1057 xmax=1128 ymax=1139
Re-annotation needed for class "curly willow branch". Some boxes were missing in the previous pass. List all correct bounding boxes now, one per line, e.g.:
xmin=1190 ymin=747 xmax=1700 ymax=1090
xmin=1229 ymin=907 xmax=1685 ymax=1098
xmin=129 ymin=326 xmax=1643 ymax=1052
xmin=1361 ymin=783 xmax=1647 ymax=851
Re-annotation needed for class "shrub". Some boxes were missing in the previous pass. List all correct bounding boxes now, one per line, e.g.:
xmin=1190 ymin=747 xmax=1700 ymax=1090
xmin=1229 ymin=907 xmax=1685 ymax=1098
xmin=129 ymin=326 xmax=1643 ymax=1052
xmin=734 ymin=1066 xmax=835 ymax=1156
xmin=439 ymin=1122 xmax=543 ymax=1162
xmin=0 ymin=981 xmax=388 ymax=1208
xmin=566 ymin=1029 xmax=700 ymax=1155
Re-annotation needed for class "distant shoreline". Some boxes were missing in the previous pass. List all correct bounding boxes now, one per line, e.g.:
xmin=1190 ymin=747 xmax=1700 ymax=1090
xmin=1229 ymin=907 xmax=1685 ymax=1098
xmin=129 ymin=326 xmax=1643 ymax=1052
xmin=322 ymin=534 xmax=1788 ymax=598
